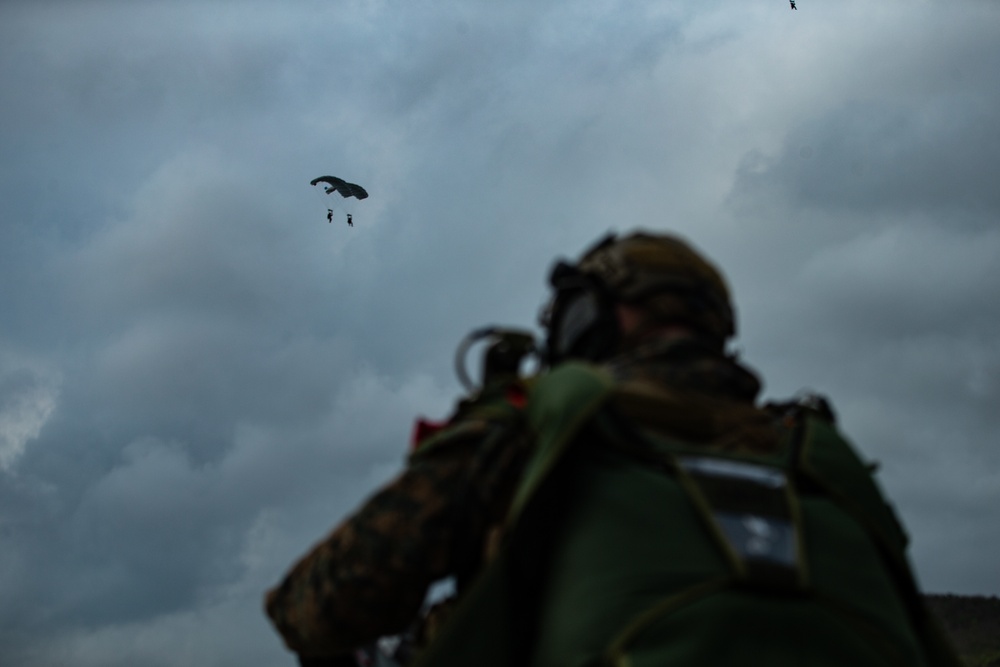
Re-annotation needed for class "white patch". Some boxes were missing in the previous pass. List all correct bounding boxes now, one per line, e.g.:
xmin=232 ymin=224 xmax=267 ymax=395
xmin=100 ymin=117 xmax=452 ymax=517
xmin=0 ymin=352 xmax=60 ymax=472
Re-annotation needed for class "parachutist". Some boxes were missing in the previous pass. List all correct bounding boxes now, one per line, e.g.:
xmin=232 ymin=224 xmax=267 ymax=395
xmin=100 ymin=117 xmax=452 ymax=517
xmin=312 ymin=176 xmax=367 ymax=229
xmin=790 ymin=0 xmax=797 ymax=8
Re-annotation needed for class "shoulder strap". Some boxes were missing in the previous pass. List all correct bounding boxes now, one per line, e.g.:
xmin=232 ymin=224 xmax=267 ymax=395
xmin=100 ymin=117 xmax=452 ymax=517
xmin=409 ymin=363 xmax=613 ymax=667
xmin=505 ymin=362 xmax=614 ymax=526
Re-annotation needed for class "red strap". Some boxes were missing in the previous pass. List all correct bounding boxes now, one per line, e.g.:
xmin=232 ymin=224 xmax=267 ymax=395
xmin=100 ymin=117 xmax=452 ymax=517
xmin=505 ymin=385 xmax=528 ymax=409
xmin=410 ymin=417 xmax=449 ymax=451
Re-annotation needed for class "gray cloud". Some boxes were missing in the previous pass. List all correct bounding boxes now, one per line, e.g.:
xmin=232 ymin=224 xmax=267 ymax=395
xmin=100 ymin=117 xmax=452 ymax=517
xmin=1 ymin=1 xmax=999 ymax=665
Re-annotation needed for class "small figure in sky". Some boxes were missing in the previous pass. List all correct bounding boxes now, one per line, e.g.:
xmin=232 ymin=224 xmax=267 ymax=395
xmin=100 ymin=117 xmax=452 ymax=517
xmin=790 ymin=0 xmax=797 ymax=8
xmin=347 ymin=213 xmax=354 ymax=228
xmin=327 ymin=209 xmax=334 ymax=223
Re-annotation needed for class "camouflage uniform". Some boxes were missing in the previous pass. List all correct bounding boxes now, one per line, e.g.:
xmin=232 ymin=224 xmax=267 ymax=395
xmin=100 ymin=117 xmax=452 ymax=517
xmin=264 ymin=338 xmax=762 ymax=658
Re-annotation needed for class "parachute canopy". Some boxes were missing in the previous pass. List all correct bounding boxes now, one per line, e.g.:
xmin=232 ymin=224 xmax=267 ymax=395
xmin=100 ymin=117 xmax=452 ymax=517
xmin=310 ymin=176 xmax=369 ymax=200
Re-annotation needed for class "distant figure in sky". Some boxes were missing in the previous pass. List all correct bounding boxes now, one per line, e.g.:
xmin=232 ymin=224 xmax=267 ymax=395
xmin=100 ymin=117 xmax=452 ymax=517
xmin=347 ymin=213 xmax=353 ymax=227
xmin=327 ymin=209 xmax=334 ymax=223
xmin=790 ymin=0 xmax=797 ymax=8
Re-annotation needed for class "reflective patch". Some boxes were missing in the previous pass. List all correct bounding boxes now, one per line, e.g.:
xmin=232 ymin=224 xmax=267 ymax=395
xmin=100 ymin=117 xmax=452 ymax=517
xmin=679 ymin=456 xmax=786 ymax=488
xmin=678 ymin=456 xmax=803 ymax=588
xmin=714 ymin=512 xmax=797 ymax=569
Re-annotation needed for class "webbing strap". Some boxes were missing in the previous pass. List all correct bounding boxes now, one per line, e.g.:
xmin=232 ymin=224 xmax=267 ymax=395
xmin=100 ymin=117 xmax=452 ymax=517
xmin=603 ymin=575 xmax=734 ymax=666
xmin=507 ymin=362 xmax=614 ymax=526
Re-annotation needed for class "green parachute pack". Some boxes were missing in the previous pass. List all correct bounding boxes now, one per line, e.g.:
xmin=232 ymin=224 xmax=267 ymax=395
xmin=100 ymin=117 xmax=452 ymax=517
xmin=411 ymin=362 xmax=961 ymax=667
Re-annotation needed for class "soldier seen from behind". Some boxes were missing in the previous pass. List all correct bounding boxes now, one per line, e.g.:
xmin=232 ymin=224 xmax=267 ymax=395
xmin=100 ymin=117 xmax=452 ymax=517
xmin=265 ymin=230 xmax=961 ymax=667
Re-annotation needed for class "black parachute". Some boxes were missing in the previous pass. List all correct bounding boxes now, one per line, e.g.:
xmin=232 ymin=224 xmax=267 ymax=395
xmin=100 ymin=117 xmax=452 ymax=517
xmin=310 ymin=176 xmax=369 ymax=200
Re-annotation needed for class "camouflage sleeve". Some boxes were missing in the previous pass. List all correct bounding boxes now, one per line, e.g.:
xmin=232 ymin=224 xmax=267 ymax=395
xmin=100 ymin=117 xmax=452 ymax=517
xmin=264 ymin=413 xmax=531 ymax=657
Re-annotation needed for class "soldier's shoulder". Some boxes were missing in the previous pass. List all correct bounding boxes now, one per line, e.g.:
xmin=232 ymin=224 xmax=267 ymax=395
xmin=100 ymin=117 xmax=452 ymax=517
xmin=763 ymin=392 xmax=838 ymax=425
xmin=409 ymin=383 xmax=531 ymax=459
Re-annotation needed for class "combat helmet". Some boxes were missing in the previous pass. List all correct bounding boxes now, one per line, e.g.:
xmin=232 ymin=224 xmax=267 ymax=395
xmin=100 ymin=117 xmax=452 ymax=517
xmin=542 ymin=230 xmax=736 ymax=363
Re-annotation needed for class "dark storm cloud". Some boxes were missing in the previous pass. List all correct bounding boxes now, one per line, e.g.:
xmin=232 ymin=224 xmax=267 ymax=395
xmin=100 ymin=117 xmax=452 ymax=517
xmin=728 ymin=5 xmax=1000 ymax=219
xmin=0 ymin=3 xmax=297 ymax=121
xmin=2 ymin=2 xmax=999 ymax=665
xmin=734 ymin=99 xmax=1000 ymax=217
xmin=797 ymin=223 xmax=1000 ymax=340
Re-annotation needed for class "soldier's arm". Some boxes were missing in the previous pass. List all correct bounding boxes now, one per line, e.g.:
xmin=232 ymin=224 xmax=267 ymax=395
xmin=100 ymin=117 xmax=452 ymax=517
xmin=264 ymin=412 xmax=528 ymax=658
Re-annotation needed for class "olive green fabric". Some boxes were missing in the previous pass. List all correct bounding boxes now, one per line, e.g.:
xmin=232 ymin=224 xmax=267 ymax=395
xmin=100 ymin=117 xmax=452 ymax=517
xmin=508 ymin=363 xmax=614 ymax=524
xmin=408 ymin=546 xmax=517 ymax=667
xmin=413 ymin=363 xmax=961 ymax=667
xmin=412 ymin=363 xmax=613 ymax=667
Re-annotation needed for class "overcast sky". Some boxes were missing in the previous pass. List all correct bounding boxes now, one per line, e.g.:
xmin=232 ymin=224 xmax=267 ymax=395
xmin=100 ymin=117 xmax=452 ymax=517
xmin=2 ymin=1 xmax=998 ymax=665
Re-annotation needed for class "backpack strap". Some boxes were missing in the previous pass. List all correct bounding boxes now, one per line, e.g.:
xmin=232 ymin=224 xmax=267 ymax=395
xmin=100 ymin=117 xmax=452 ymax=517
xmin=410 ymin=363 xmax=614 ymax=667
xmin=505 ymin=362 xmax=615 ymax=526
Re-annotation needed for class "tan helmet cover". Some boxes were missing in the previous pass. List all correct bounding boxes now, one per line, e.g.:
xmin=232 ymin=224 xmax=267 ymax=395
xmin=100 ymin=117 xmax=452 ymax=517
xmin=575 ymin=231 xmax=736 ymax=340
